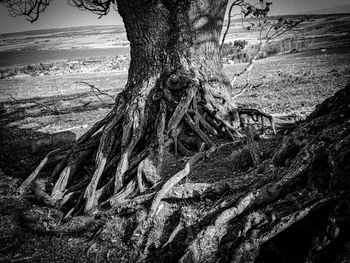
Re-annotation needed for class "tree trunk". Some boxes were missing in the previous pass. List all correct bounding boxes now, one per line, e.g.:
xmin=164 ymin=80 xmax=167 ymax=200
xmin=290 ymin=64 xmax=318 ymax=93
xmin=119 ymin=0 xmax=229 ymax=88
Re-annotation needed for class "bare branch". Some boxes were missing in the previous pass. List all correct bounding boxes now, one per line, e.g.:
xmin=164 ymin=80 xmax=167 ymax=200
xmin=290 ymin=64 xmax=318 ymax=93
xmin=72 ymin=81 xmax=115 ymax=105
xmin=68 ymin=0 xmax=116 ymax=17
xmin=220 ymin=0 xmax=243 ymax=51
xmin=230 ymin=40 xmax=267 ymax=85
xmin=1 ymin=0 xmax=117 ymax=22
xmin=1 ymin=0 xmax=52 ymax=22
xmin=231 ymin=83 xmax=262 ymax=100
xmin=7 ymin=94 xmax=60 ymax=114
xmin=227 ymin=10 xmax=304 ymax=86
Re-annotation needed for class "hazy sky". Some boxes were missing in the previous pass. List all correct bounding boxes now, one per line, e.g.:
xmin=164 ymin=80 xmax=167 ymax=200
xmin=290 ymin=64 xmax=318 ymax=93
xmin=0 ymin=0 xmax=349 ymax=34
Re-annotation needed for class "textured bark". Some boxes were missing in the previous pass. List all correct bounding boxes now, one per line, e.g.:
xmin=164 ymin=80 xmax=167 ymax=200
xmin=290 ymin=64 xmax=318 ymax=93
xmin=118 ymin=0 xmax=228 ymax=86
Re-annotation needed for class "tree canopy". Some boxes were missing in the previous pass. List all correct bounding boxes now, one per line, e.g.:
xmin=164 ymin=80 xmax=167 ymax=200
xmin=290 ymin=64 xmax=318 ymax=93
xmin=1 ymin=0 xmax=117 ymax=22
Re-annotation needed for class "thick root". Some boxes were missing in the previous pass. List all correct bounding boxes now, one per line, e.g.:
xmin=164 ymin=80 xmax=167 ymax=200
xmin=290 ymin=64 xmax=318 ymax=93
xmin=18 ymin=77 xmax=350 ymax=262
xmin=23 ymin=72 xmax=235 ymax=214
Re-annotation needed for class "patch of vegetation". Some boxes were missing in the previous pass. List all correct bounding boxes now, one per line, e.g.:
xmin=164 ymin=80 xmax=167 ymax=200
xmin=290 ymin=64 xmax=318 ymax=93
xmin=0 ymin=63 xmax=53 ymax=79
xmin=0 ymin=55 xmax=130 ymax=79
xmin=222 ymin=37 xmax=307 ymax=64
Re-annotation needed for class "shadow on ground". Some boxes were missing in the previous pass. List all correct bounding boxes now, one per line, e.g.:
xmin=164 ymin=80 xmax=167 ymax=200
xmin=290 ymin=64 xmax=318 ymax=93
xmin=0 ymin=95 xmax=109 ymax=263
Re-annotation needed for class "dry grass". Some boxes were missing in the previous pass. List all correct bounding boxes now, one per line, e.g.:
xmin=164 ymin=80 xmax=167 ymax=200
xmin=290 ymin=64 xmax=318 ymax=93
xmin=225 ymin=48 xmax=350 ymax=116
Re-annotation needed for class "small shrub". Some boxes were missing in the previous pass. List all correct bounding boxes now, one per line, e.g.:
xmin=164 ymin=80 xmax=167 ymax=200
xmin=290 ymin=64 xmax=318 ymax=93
xmin=265 ymin=44 xmax=280 ymax=56
xmin=221 ymin=40 xmax=248 ymax=58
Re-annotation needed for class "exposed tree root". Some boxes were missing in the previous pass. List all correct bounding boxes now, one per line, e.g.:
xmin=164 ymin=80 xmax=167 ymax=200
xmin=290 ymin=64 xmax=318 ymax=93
xmin=149 ymin=147 xmax=216 ymax=219
xmin=18 ymin=80 xmax=350 ymax=262
xmin=19 ymin=72 xmax=238 ymax=213
xmin=18 ymin=148 xmax=62 ymax=195
xmin=238 ymin=107 xmax=277 ymax=135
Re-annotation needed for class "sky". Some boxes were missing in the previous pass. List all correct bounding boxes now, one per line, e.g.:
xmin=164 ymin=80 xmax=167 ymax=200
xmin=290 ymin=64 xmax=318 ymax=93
xmin=0 ymin=0 xmax=349 ymax=34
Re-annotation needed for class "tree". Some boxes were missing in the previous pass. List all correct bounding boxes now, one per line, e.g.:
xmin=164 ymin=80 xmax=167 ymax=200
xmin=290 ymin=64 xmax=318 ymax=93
xmin=11 ymin=0 xmax=244 ymax=213
xmin=2 ymin=1 xmax=350 ymax=262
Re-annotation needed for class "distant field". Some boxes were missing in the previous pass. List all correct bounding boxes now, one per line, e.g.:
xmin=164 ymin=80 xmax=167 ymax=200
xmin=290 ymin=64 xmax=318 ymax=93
xmin=226 ymin=48 xmax=350 ymax=114
xmin=0 ymin=47 xmax=130 ymax=68
xmin=0 ymin=24 xmax=129 ymax=68
xmin=0 ymin=13 xmax=349 ymax=68
xmin=222 ymin=13 xmax=350 ymax=44
xmin=0 ymin=25 xmax=128 ymax=52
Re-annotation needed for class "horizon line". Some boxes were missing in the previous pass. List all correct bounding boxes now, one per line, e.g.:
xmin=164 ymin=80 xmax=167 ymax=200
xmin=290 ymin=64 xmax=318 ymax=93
xmin=1 ymin=12 xmax=350 ymax=36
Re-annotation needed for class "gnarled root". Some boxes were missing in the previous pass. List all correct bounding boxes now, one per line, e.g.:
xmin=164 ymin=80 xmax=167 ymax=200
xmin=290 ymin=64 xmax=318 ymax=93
xmin=18 ymin=76 xmax=350 ymax=262
xmin=20 ymin=71 xmax=239 ymax=216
